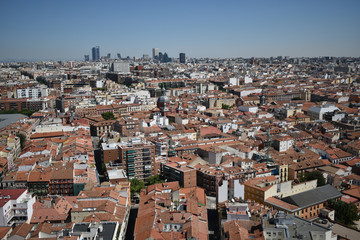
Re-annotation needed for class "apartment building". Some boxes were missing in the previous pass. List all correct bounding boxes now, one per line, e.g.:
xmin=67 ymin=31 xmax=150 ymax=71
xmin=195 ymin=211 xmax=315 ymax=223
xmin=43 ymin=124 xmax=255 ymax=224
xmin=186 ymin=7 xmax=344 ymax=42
xmin=118 ymin=138 xmax=155 ymax=180
xmin=162 ymin=161 xmax=197 ymax=188
xmin=0 ymin=189 xmax=35 ymax=226
xmin=114 ymin=117 xmax=140 ymax=137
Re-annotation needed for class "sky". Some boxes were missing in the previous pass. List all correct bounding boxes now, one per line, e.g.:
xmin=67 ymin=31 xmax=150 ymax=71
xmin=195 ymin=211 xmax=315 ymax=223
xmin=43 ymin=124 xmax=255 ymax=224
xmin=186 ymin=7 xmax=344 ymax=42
xmin=0 ymin=0 xmax=359 ymax=61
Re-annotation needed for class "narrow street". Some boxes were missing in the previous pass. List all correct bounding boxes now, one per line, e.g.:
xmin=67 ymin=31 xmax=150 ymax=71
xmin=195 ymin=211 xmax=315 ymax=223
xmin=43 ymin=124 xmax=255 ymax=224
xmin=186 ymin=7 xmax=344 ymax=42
xmin=125 ymin=207 xmax=139 ymax=240
xmin=207 ymin=196 xmax=220 ymax=240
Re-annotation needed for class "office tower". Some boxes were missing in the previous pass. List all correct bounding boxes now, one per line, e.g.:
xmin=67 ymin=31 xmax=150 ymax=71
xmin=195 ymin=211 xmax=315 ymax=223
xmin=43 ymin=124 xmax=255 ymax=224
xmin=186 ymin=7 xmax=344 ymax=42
xmin=152 ymin=48 xmax=159 ymax=59
xmin=107 ymin=53 xmax=111 ymax=59
xmin=179 ymin=53 xmax=186 ymax=63
xmin=84 ymin=55 xmax=89 ymax=61
xmin=92 ymin=46 xmax=100 ymax=61
xmin=143 ymin=54 xmax=149 ymax=60
xmin=117 ymin=53 xmax=121 ymax=59
xmin=158 ymin=52 xmax=163 ymax=62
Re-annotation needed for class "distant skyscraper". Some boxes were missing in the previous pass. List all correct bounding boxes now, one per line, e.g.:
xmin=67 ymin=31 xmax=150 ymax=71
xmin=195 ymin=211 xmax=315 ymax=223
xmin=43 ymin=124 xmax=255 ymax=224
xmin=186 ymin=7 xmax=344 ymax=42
xmin=152 ymin=48 xmax=159 ymax=59
xmin=117 ymin=53 xmax=121 ymax=59
xmin=92 ymin=46 xmax=100 ymax=61
xmin=107 ymin=53 xmax=111 ymax=59
xmin=84 ymin=55 xmax=89 ymax=61
xmin=179 ymin=53 xmax=185 ymax=63
xmin=143 ymin=54 xmax=149 ymax=60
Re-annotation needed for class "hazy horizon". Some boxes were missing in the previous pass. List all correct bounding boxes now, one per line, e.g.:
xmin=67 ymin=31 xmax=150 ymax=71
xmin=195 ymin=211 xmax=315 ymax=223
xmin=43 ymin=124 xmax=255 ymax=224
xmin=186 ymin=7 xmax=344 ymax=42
xmin=1 ymin=0 xmax=360 ymax=61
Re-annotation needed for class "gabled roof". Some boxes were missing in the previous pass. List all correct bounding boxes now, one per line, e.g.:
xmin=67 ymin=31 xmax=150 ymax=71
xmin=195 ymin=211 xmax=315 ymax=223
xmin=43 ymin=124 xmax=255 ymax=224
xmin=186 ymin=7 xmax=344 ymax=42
xmin=282 ymin=185 xmax=342 ymax=208
xmin=9 ymin=223 xmax=33 ymax=238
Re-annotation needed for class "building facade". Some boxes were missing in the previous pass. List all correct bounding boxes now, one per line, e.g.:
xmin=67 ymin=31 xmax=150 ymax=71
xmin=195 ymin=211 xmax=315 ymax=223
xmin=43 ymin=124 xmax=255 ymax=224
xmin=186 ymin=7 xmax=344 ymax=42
xmin=92 ymin=46 xmax=100 ymax=61
xmin=118 ymin=138 xmax=155 ymax=180
xmin=0 ymin=189 xmax=35 ymax=226
xmin=179 ymin=53 xmax=185 ymax=63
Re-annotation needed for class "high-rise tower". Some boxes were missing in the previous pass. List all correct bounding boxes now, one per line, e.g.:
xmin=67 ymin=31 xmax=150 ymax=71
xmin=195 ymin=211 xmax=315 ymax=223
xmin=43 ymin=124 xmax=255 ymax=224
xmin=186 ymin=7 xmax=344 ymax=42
xmin=179 ymin=53 xmax=185 ymax=63
xmin=92 ymin=46 xmax=100 ymax=61
xmin=152 ymin=48 xmax=159 ymax=59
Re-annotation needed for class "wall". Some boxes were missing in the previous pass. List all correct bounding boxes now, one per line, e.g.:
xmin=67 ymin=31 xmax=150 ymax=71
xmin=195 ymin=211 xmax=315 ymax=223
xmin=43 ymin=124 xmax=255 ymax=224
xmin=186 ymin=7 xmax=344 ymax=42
xmin=218 ymin=180 xmax=228 ymax=203
xmin=233 ymin=180 xmax=244 ymax=200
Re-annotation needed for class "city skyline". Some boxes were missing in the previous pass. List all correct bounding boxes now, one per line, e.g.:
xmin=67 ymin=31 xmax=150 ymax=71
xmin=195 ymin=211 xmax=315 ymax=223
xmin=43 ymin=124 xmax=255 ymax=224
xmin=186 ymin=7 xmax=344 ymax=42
xmin=1 ymin=0 xmax=360 ymax=61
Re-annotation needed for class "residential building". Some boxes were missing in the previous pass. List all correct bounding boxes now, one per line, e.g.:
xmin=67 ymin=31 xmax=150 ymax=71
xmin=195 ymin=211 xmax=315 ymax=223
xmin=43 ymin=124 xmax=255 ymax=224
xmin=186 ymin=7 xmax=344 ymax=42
xmin=68 ymin=222 xmax=120 ymax=240
xmin=163 ymin=161 xmax=197 ymax=188
xmin=0 ymin=189 xmax=35 ymax=226
xmin=71 ymin=183 xmax=130 ymax=240
xmin=118 ymin=138 xmax=155 ymax=180
xmin=16 ymin=86 xmax=48 ymax=99
xmin=27 ymin=166 xmax=51 ymax=196
xmin=86 ymin=116 xmax=116 ymax=137
xmin=111 ymin=62 xmax=130 ymax=73
xmin=134 ymin=182 xmax=208 ymax=239
xmin=102 ymin=142 xmax=121 ymax=164
xmin=244 ymin=177 xmax=317 ymax=204
xmin=114 ymin=117 xmax=140 ymax=137
xmin=272 ymin=134 xmax=294 ymax=152
xmin=49 ymin=162 xmax=74 ymax=196
xmin=262 ymin=211 xmax=337 ymax=240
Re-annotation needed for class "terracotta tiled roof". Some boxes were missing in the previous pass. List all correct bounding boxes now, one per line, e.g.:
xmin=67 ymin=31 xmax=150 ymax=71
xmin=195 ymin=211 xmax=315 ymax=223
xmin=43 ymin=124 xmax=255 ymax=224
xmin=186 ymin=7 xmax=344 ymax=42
xmin=9 ymin=223 xmax=33 ymax=238
xmin=0 ymin=227 xmax=11 ymax=239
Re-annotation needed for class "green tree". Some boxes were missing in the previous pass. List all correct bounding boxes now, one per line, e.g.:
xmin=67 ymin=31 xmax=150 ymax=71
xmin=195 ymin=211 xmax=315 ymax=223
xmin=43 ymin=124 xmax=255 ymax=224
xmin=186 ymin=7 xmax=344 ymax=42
xmin=0 ymin=109 xmax=34 ymax=117
xmin=146 ymin=174 xmax=164 ymax=186
xmin=101 ymin=112 xmax=115 ymax=120
xmin=21 ymin=71 xmax=34 ymax=79
xmin=328 ymin=199 xmax=360 ymax=225
xmin=130 ymin=178 xmax=145 ymax=194
xmin=16 ymin=133 xmax=26 ymax=150
xmin=20 ymin=109 xmax=34 ymax=117
xmin=222 ymin=104 xmax=233 ymax=110
xmin=219 ymin=85 xmax=227 ymax=92
xmin=299 ymin=170 xmax=326 ymax=186
xmin=101 ymin=162 xmax=107 ymax=174
xmin=36 ymin=76 xmax=47 ymax=85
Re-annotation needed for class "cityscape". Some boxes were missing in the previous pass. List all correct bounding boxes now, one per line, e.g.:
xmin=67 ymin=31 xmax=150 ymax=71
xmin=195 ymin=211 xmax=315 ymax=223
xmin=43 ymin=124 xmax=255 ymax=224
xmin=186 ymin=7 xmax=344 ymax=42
xmin=1 ymin=1 xmax=360 ymax=240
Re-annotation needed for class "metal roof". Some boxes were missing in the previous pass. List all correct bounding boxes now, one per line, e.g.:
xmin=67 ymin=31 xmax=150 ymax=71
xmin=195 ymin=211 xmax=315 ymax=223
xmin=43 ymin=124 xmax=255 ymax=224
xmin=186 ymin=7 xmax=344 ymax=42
xmin=0 ymin=114 xmax=27 ymax=130
xmin=282 ymin=184 xmax=342 ymax=209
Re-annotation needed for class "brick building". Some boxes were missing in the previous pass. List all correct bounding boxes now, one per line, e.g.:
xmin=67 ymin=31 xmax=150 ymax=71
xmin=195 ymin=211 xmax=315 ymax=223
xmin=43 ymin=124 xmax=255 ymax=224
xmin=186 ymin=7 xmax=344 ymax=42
xmin=49 ymin=162 xmax=74 ymax=196
xmin=265 ymin=185 xmax=342 ymax=219
xmin=114 ymin=117 xmax=140 ymax=137
xmin=163 ymin=161 xmax=197 ymax=188
xmin=86 ymin=116 xmax=116 ymax=137
xmin=118 ymin=138 xmax=155 ymax=180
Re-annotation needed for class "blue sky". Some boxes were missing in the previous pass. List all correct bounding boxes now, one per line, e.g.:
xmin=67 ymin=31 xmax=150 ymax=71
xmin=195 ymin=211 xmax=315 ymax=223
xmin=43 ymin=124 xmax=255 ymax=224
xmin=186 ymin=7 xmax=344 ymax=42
xmin=0 ymin=0 xmax=359 ymax=61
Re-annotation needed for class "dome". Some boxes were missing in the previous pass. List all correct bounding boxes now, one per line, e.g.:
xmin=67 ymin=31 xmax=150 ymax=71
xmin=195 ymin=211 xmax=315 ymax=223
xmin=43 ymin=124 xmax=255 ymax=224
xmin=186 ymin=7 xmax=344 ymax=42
xmin=158 ymin=87 xmax=170 ymax=103
xmin=158 ymin=95 xmax=170 ymax=103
